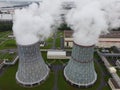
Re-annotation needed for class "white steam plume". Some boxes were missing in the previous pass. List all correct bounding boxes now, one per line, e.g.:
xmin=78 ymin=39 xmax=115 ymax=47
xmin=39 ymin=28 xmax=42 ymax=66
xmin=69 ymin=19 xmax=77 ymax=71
xmin=101 ymin=0 xmax=120 ymax=29
xmin=13 ymin=0 xmax=63 ymax=45
xmin=39 ymin=0 xmax=63 ymax=29
xmin=13 ymin=3 xmax=41 ymax=45
xmin=66 ymin=1 xmax=108 ymax=46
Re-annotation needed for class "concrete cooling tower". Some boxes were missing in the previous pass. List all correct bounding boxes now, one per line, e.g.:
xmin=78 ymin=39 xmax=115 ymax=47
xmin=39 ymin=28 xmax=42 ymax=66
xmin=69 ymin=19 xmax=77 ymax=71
xmin=16 ymin=42 xmax=50 ymax=86
xmin=64 ymin=42 xmax=97 ymax=87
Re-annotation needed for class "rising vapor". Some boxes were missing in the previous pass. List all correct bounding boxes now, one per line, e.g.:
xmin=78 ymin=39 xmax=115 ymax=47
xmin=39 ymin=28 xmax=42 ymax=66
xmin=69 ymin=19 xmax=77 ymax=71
xmin=13 ymin=0 xmax=63 ymax=45
xmin=65 ymin=0 xmax=120 ymax=46
xmin=13 ymin=0 xmax=120 ymax=46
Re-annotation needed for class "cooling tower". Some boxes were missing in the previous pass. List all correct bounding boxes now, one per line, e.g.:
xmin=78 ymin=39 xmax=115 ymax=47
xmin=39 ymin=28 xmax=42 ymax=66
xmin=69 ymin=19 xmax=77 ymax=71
xmin=16 ymin=42 xmax=50 ymax=86
xmin=64 ymin=42 xmax=97 ymax=87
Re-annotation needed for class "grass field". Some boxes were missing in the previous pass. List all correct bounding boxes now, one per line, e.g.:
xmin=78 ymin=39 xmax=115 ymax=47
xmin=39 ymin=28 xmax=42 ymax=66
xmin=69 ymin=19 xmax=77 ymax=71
xmin=0 ymin=52 xmax=16 ymax=61
xmin=0 ymin=39 xmax=17 ymax=50
xmin=0 ymin=31 xmax=11 ymax=38
xmin=116 ymin=69 xmax=120 ymax=77
xmin=41 ymin=31 xmax=63 ymax=49
xmin=0 ymin=31 xmax=16 ymax=50
xmin=0 ymin=62 xmax=54 ymax=90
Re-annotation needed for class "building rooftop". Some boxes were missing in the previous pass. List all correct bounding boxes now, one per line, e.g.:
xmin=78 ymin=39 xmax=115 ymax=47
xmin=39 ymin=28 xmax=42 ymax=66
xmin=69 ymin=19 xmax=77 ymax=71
xmin=64 ymin=30 xmax=73 ymax=38
xmin=47 ymin=50 xmax=66 ymax=56
xmin=64 ymin=30 xmax=120 ymax=38
xmin=100 ymin=31 xmax=120 ymax=38
xmin=110 ymin=78 xmax=120 ymax=89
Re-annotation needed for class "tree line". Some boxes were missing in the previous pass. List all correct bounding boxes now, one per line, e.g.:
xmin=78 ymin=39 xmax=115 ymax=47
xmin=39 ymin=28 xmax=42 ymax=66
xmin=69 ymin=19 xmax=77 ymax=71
xmin=0 ymin=21 xmax=12 ymax=32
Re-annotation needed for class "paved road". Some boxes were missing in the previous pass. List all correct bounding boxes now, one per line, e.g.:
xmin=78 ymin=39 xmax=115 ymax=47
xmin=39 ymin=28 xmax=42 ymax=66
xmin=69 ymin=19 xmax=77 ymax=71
xmin=0 ymin=48 xmax=72 ymax=54
xmin=0 ymin=65 xmax=9 ymax=76
xmin=60 ymin=36 xmax=64 ymax=49
xmin=95 ymin=59 xmax=108 ymax=90
xmin=51 ymin=65 xmax=64 ymax=90
xmin=52 ymin=32 xmax=57 ymax=49
xmin=0 ymin=48 xmax=17 ymax=53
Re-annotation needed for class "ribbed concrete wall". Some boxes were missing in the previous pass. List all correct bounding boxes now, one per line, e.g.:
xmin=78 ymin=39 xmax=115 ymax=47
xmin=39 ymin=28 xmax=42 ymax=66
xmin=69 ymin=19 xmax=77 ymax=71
xmin=16 ymin=42 xmax=50 ymax=86
xmin=64 ymin=43 xmax=97 ymax=87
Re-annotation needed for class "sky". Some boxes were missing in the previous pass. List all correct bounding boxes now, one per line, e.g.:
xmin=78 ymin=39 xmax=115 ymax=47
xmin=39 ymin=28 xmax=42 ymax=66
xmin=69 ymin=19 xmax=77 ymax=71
xmin=0 ymin=0 xmax=41 ymax=1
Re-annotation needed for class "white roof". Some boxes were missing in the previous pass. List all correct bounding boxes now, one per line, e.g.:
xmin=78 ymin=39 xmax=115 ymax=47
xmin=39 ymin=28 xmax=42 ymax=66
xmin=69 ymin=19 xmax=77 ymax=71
xmin=47 ymin=50 xmax=66 ymax=56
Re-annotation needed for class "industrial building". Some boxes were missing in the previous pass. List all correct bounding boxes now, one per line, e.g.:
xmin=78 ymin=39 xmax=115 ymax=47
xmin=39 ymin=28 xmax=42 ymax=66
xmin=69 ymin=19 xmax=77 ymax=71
xmin=47 ymin=50 xmax=68 ymax=59
xmin=97 ymin=50 xmax=120 ymax=90
xmin=64 ymin=30 xmax=120 ymax=48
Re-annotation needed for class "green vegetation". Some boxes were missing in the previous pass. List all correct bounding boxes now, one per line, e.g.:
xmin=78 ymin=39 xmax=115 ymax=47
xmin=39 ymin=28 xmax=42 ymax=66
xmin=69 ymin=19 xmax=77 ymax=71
xmin=0 ymin=39 xmax=16 ymax=50
xmin=95 ymin=52 xmax=111 ymax=79
xmin=0 ymin=52 xmax=16 ymax=61
xmin=41 ymin=36 xmax=53 ymax=49
xmin=55 ymin=37 xmax=61 ymax=48
xmin=0 ymin=52 xmax=111 ymax=90
xmin=0 ymin=21 xmax=12 ymax=31
xmin=94 ymin=52 xmax=111 ymax=90
xmin=102 ymin=86 xmax=111 ymax=90
xmin=45 ymin=37 xmax=53 ymax=43
xmin=0 ymin=31 xmax=16 ymax=50
xmin=116 ymin=69 xmax=120 ymax=77
xmin=55 ymin=31 xmax=63 ymax=48
xmin=0 ymin=62 xmax=54 ymax=90
xmin=41 ymin=44 xmax=52 ymax=49
xmin=58 ymin=70 xmax=70 ymax=90
xmin=58 ymin=23 xmax=71 ymax=31
xmin=0 ymin=31 xmax=11 ymax=38
xmin=111 ymin=46 xmax=120 ymax=53
xmin=41 ymin=31 xmax=64 ymax=49
xmin=57 ymin=61 xmax=111 ymax=90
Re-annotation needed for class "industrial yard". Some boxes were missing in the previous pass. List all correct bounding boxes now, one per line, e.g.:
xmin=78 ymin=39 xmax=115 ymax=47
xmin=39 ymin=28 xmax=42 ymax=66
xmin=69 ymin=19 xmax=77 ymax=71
xmin=0 ymin=0 xmax=120 ymax=90
xmin=0 ymin=30 xmax=112 ymax=90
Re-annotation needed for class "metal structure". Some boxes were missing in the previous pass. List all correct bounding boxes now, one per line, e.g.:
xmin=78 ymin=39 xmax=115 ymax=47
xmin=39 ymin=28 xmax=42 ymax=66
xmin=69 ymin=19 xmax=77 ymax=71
xmin=16 ymin=42 xmax=50 ymax=86
xmin=64 ymin=42 xmax=97 ymax=87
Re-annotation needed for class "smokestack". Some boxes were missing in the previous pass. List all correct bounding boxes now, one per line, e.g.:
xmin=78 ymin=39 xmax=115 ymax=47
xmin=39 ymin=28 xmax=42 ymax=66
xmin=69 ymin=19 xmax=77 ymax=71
xmin=16 ymin=42 xmax=50 ymax=86
xmin=64 ymin=42 xmax=97 ymax=87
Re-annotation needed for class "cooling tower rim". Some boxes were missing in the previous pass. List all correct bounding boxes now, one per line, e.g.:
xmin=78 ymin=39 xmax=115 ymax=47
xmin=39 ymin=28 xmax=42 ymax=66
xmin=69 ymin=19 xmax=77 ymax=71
xmin=17 ymin=41 xmax=40 ymax=47
xmin=64 ymin=68 xmax=97 ymax=87
xmin=16 ymin=66 xmax=50 ymax=86
xmin=73 ymin=41 xmax=95 ymax=48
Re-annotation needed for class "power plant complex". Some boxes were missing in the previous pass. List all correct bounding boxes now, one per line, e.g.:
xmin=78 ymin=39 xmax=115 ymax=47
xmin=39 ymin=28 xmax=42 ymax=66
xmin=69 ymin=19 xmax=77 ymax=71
xmin=16 ymin=41 xmax=97 ymax=87
xmin=16 ymin=42 xmax=50 ymax=86
xmin=64 ymin=42 xmax=97 ymax=87
xmin=14 ymin=1 xmax=98 ymax=88
xmin=0 ymin=0 xmax=119 ymax=90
